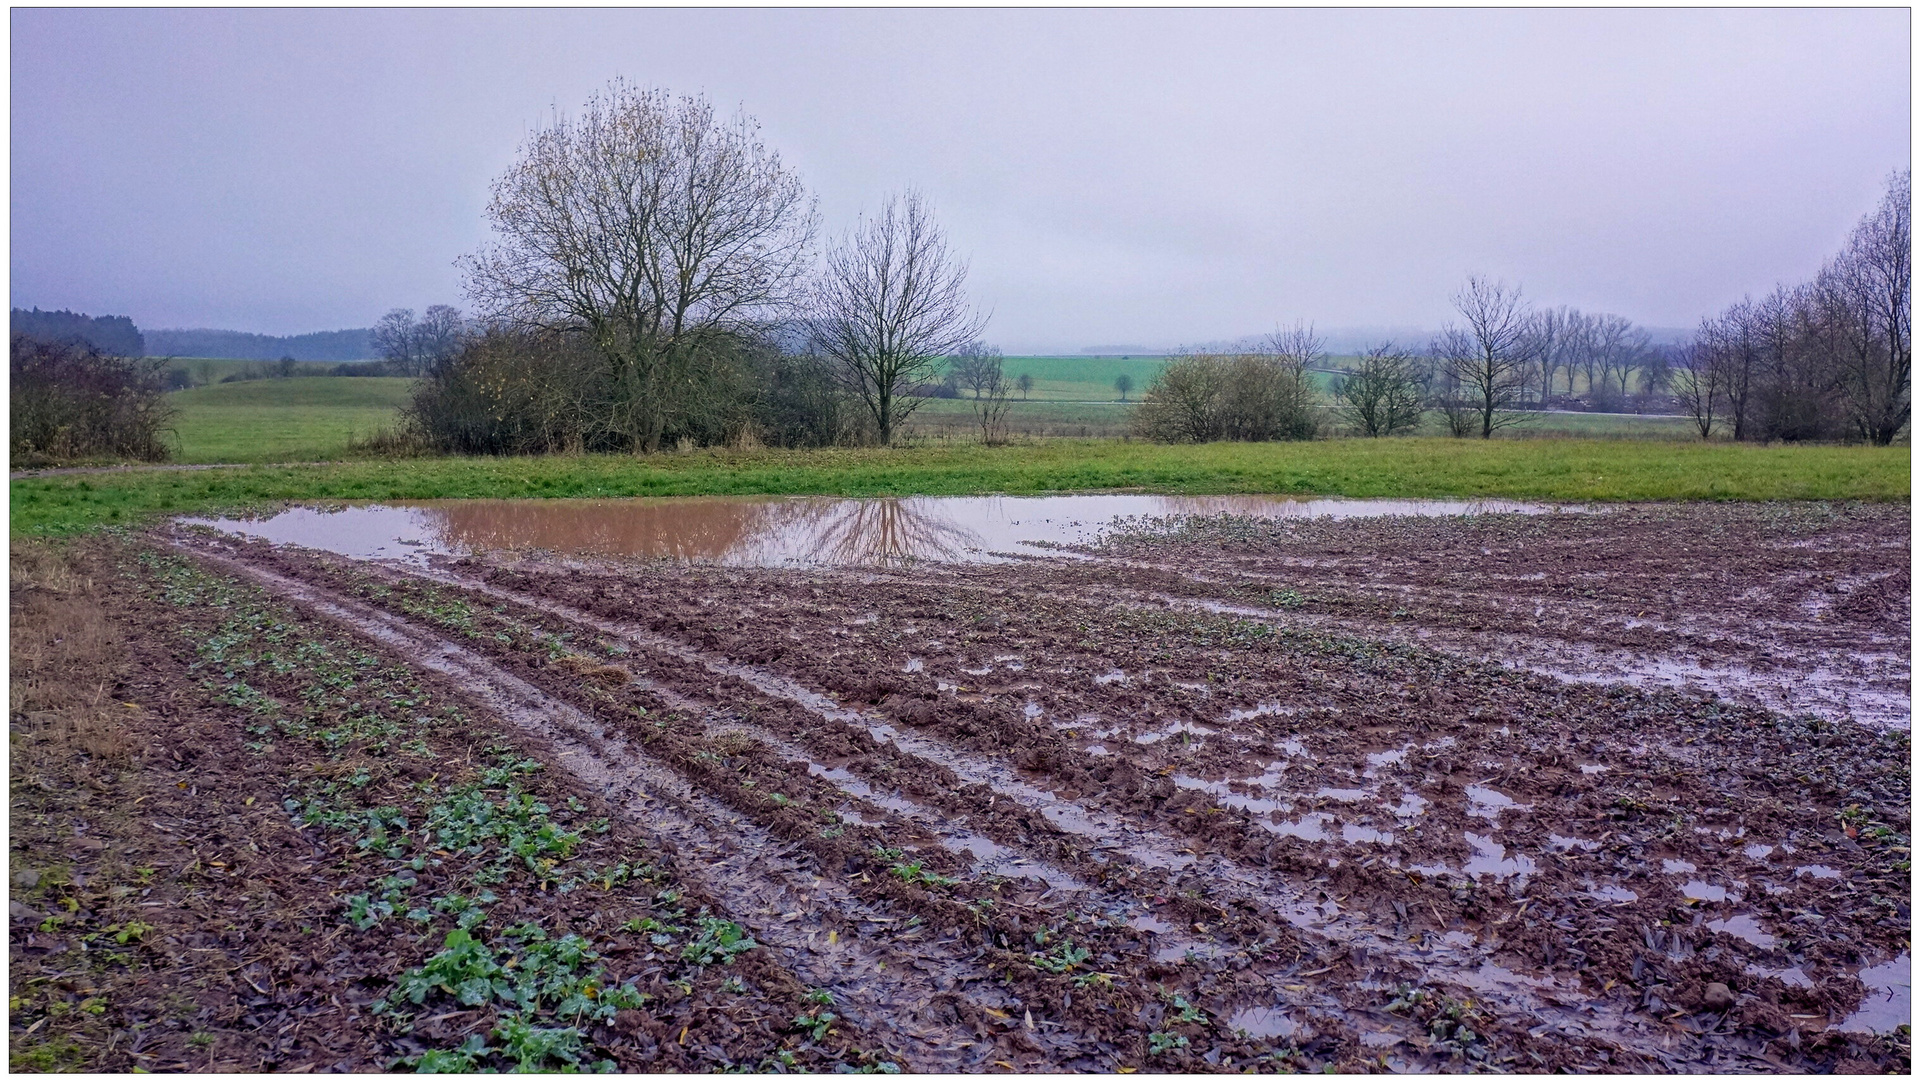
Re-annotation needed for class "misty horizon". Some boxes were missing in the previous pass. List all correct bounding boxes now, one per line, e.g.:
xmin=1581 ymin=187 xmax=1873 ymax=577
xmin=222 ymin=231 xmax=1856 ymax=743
xmin=11 ymin=8 xmax=1910 ymax=354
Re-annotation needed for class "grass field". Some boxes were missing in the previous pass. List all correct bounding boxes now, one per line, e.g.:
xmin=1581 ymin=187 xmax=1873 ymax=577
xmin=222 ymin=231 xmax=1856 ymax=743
xmin=12 ymin=438 xmax=1906 ymax=535
xmin=163 ymin=376 xmax=413 ymax=463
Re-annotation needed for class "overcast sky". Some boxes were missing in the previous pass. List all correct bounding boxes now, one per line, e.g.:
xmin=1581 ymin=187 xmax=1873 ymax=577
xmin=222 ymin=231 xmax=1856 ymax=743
xmin=10 ymin=7 xmax=1910 ymax=353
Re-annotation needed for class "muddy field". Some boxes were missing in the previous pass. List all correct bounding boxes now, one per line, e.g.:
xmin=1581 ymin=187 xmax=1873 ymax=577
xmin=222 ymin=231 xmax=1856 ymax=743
xmin=10 ymin=501 xmax=1910 ymax=1072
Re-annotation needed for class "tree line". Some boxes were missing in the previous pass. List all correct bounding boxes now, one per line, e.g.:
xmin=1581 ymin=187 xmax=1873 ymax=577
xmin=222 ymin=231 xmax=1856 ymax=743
xmin=1673 ymin=172 xmax=1910 ymax=445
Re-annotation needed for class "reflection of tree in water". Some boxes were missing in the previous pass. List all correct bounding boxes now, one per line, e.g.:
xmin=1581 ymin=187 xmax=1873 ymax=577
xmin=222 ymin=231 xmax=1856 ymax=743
xmin=787 ymin=498 xmax=981 ymax=566
xmin=401 ymin=496 xmax=979 ymax=566
xmin=410 ymin=497 xmax=804 ymax=562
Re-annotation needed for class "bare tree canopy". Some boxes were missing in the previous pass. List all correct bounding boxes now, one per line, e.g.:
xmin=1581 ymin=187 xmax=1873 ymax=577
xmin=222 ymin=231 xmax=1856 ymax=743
xmin=1681 ymin=172 xmax=1909 ymax=445
xmin=1336 ymin=343 xmax=1427 ymax=436
xmin=1433 ymin=276 xmax=1538 ymax=438
xmin=811 ymin=189 xmax=984 ymax=446
xmin=461 ymin=81 xmax=817 ymax=452
xmin=372 ymin=308 xmax=420 ymax=376
xmin=949 ymin=340 xmax=1002 ymax=399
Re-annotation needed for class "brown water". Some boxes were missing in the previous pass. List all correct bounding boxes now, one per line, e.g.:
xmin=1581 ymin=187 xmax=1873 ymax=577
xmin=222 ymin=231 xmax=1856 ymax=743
xmin=184 ymin=493 xmax=1574 ymax=568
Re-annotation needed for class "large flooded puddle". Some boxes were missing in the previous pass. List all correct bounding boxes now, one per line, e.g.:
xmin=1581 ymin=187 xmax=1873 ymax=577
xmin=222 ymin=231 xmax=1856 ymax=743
xmin=185 ymin=493 xmax=1572 ymax=568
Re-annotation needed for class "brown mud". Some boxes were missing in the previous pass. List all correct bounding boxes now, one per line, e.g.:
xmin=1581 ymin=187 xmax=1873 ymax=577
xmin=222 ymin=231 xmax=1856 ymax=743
xmin=13 ymin=500 xmax=1909 ymax=1072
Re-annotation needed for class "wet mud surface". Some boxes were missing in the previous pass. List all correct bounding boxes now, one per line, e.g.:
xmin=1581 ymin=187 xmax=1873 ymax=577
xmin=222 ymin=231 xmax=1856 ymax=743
xmin=114 ymin=499 xmax=1912 ymax=1071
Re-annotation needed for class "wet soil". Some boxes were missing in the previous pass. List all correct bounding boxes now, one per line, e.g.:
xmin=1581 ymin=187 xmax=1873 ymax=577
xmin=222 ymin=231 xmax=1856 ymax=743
xmin=97 ymin=498 xmax=1907 ymax=1072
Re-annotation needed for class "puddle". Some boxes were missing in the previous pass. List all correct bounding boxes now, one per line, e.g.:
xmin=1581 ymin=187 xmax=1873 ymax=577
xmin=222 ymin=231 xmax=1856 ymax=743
xmin=1172 ymin=774 xmax=1284 ymax=816
xmin=1661 ymin=858 xmax=1698 ymax=875
xmin=1681 ymin=881 xmax=1729 ymax=903
xmin=1579 ymin=764 xmax=1609 ymax=775
xmin=1226 ymin=1006 xmax=1298 ymax=1040
xmin=903 ymin=657 xmax=924 ymax=673
xmin=1742 ymin=843 xmax=1774 ymax=861
xmin=1587 ymin=885 xmax=1638 ymax=903
xmin=1313 ymin=787 xmax=1367 ymax=802
xmin=1837 ymin=954 xmax=1911 ymax=1035
xmin=1094 ymin=669 xmax=1127 ymax=685
xmin=807 ymin=763 xmax=1080 ymax=892
xmin=1465 ymin=784 xmax=1529 ymax=818
xmin=184 ymin=493 xmax=1576 ymax=568
xmin=1547 ymin=834 xmax=1599 ymax=852
xmin=1133 ymin=720 xmax=1216 ymax=745
xmin=1795 ymin=864 xmax=1843 ymax=880
xmin=1707 ymin=914 xmax=1777 ymax=949
xmin=1462 ymin=833 xmax=1536 ymax=880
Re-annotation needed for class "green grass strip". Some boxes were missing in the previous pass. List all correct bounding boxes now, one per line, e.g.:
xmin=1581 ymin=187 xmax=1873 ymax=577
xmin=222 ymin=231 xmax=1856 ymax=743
xmin=11 ymin=437 xmax=1908 ymax=536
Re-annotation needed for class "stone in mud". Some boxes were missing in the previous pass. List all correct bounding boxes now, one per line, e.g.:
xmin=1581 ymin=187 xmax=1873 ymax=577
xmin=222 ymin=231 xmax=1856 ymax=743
xmin=1703 ymin=981 xmax=1736 ymax=1011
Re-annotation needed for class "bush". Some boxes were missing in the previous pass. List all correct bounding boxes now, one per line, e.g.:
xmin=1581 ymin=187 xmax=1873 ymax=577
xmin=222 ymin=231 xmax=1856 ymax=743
xmin=10 ymin=334 xmax=175 ymax=465
xmin=1132 ymin=353 xmax=1317 ymax=443
xmin=398 ymin=326 xmax=862 ymax=456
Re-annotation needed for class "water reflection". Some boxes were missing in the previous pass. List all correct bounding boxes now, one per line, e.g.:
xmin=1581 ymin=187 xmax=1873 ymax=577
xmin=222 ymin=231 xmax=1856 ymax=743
xmin=187 ymin=492 xmax=1576 ymax=569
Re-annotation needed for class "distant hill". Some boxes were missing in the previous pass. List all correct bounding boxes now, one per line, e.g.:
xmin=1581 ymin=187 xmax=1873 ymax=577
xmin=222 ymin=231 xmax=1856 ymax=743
xmin=145 ymin=326 xmax=377 ymax=361
xmin=11 ymin=307 xmax=145 ymax=356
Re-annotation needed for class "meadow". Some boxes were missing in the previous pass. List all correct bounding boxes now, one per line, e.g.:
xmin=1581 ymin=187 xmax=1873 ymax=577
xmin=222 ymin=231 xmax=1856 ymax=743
xmin=162 ymin=375 xmax=413 ymax=462
xmin=12 ymin=437 xmax=1906 ymax=535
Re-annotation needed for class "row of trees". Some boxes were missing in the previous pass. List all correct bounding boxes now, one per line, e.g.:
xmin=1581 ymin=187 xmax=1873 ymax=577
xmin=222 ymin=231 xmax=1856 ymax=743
xmin=1673 ymin=172 xmax=1910 ymax=444
xmin=393 ymin=79 xmax=1903 ymax=454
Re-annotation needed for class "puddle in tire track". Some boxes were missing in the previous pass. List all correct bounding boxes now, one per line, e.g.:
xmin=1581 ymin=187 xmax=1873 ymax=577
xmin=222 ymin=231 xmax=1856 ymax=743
xmin=175 ymin=543 xmax=1075 ymax=1072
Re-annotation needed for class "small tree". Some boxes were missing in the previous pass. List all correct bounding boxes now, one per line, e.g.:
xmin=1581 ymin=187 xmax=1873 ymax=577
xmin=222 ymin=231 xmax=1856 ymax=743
xmin=373 ymin=308 xmax=421 ymax=375
xmin=1114 ymin=372 xmax=1133 ymax=402
xmin=1433 ymin=277 xmax=1538 ymax=438
xmin=1336 ymin=344 xmax=1426 ymax=436
xmin=950 ymin=341 xmax=1002 ymax=398
xmin=1669 ymin=341 xmax=1723 ymax=439
xmin=970 ymin=354 xmax=1015 ymax=446
xmin=1132 ymin=353 xmax=1227 ymax=442
xmin=1016 ymin=372 xmax=1033 ymax=399
xmin=811 ymin=189 xmax=984 ymax=446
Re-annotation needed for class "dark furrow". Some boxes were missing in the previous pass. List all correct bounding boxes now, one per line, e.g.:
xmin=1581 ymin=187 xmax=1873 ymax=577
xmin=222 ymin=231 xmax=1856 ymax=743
xmin=178 ymin=544 xmax=1066 ymax=1072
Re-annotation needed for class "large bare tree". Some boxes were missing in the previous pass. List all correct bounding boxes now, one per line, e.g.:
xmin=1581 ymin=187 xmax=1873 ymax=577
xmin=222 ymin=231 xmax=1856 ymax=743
xmin=461 ymin=81 xmax=817 ymax=452
xmin=1433 ymin=277 xmax=1538 ymax=438
xmin=811 ymin=189 xmax=984 ymax=446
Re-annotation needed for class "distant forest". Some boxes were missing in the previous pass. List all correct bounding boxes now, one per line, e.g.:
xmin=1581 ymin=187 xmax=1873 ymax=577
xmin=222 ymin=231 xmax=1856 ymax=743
xmin=11 ymin=308 xmax=144 ymax=357
xmin=11 ymin=307 xmax=377 ymax=361
xmin=144 ymin=326 xmax=375 ymax=361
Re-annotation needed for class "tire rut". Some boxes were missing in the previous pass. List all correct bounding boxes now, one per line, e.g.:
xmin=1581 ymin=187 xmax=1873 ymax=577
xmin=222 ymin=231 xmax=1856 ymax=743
xmin=176 ymin=543 xmax=1075 ymax=1072
xmin=408 ymin=558 xmax=1666 ymax=1055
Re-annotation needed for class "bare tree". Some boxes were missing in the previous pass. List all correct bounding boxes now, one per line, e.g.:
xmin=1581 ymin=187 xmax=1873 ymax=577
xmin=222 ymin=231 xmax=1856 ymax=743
xmin=949 ymin=341 xmax=1001 ymax=399
xmin=1432 ymin=277 xmax=1538 ymax=438
xmin=462 ymin=81 xmax=817 ymax=452
xmin=970 ymin=355 xmax=1015 ymax=446
xmin=1016 ymin=372 xmax=1033 ymax=399
xmin=373 ymin=308 xmax=420 ymax=376
xmin=1668 ymin=340 xmax=1723 ymax=439
xmin=811 ymin=189 xmax=984 ymax=446
xmin=1828 ymin=170 xmax=1911 ymax=445
xmin=414 ymin=304 xmax=466 ymax=376
xmin=1113 ymin=372 xmax=1133 ymax=402
xmin=1336 ymin=343 xmax=1426 ymax=436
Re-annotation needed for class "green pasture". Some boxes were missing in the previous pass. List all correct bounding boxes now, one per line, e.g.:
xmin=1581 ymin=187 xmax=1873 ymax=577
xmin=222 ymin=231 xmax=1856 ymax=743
xmin=163 ymin=376 xmax=413 ymax=463
xmin=13 ymin=438 xmax=1906 ymax=536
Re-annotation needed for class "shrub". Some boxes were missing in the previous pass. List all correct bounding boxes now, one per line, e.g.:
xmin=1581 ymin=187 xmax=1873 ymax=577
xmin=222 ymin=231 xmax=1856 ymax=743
xmin=1132 ymin=353 xmax=1317 ymax=443
xmin=399 ymin=326 xmax=862 ymax=455
xmin=10 ymin=334 xmax=175 ymax=465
